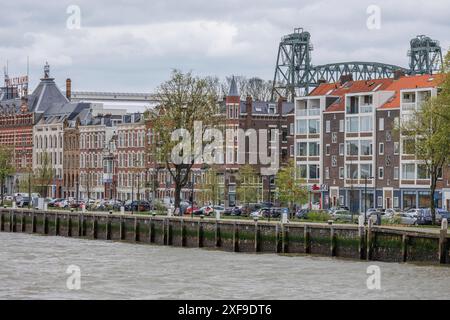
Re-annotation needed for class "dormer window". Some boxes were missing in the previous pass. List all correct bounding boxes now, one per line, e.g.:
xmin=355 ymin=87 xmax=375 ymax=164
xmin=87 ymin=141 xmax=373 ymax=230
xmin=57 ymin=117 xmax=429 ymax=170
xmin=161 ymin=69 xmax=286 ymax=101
xmin=268 ymin=104 xmax=276 ymax=114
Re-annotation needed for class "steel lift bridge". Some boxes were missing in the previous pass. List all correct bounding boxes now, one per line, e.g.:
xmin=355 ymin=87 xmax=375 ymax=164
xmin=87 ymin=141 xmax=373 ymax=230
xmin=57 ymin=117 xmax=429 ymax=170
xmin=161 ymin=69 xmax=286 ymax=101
xmin=272 ymin=28 xmax=443 ymax=101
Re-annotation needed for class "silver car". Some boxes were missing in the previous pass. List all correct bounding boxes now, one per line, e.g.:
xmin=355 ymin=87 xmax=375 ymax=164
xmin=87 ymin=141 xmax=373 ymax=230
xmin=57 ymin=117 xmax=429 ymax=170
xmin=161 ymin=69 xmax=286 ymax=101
xmin=398 ymin=212 xmax=418 ymax=225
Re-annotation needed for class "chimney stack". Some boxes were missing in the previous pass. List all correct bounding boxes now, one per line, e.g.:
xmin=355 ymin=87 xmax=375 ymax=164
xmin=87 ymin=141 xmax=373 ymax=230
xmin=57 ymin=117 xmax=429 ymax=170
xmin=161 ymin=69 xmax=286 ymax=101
xmin=66 ymin=78 xmax=72 ymax=101
xmin=394 ymin=70 xmax=406 ymax=80
xmin=339 ymin=74 xmax=353 ymax=85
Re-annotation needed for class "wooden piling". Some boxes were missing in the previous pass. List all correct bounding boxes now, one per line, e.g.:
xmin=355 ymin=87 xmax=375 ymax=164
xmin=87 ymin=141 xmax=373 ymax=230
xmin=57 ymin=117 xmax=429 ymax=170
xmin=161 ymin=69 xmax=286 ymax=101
xmin=43 ymin=213 xmax=48 ymax=235
xmin=439 ymin=220 xmax=448 ymax=264
xmin=67 ymin=214 xmax=72 ymax=237
xmin=92 ymin=216 xmax=97 ymax=239
xmin=401 ymin=234 xmax=408 ymax=263
xmin=304 ymin=226 xmax=311 ymax=254
xmin=233 ymin=222 xmax=239 ymax=252
xmin=55 ymin=213 xmax=60 ymax=236
xmin=282 ymin=224 xmax=288 ymax=254
xmin=134 ymin=217 xmax=140 ymax=242
xmin=214 ymin=220 xmax=221 ymax=248
xmin=254 ymin=222 xmax=260 ymax=253
xmin=275 ymin=224 xmax=281 ymax=253
xmin=105 ymin=216 xmax=111 ymax=240
xmin=180 ymin=219 xmax=186 ymax=247
xmin=198 ymin=220 xmax=203 ymax=248
xmin=330 ymin=226 xmax=337 ymax=257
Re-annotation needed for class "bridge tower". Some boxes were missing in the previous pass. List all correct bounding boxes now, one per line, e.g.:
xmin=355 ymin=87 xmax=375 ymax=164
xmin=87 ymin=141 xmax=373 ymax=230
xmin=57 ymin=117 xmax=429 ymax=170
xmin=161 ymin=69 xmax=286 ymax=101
xmin=271 ymin=28 xmax=313 ymax=101
xmin=408 ymin=35 xmax=443 ymax=75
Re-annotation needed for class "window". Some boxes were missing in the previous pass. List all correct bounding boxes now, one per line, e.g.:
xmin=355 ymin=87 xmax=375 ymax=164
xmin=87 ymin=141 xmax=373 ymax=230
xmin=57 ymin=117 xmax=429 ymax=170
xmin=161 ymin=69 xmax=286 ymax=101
xmin=332 ymin=156 xmax=337 ymax=167
xmin=402 ymin=164 xmax=415 ymax=179
xmin=394 ymin=197 xmax=399 ymax=208
xmin=379 ymin=118 xmax=384 ymax=131
xmin=360 ymin=164 xmax=372 ymax=179
xmin=394 ymin=167 xmax=399 ymax=180
xmin=297 ymin=142 xmax=307 ymax=156
xmin=402 ymin=139 xmax=415 ymax=155
xmin=326 ymin=120 xmax=331 ymax=133
xmin=360 ymin=140 xmax=373 ymax=156
xmin=339 ymin=143 xmax=344 ymax=156
xmin=386 ymin=130 xmax=392 ymax=142
xmin=346 ymin=117 xmax=359 ymax=132
xmin=379 ymin=143 xmax=384 ymax=155
xmin=360 ymin=116 xmax=373 ymax=132
xmin=339 ymin=167 xmax=344 ymax=179
xmin=325 ymin=167 xmax=330 ymax=180
xmin=346 ymin=164 xmax=358 ymax=179
xmin=296 ymin=120 xmax=307 ymax=134
xmin=417 ymin=164 xmax=430 ymax=179
xmin=346 ymin=141 xmax=359 ymax=156
xmin=290 ymin=145 xmax=294 ymax=157
xmin=309 ymin=142 xmax=320 ymax=156
xmin=332 ymin=132 xmax=337 ymax=143
xmin=378 ymin=167 xmax=384 ymax=179
xmin=290 ymin=123 xmax=294 ymax=135
xmin=377 ymin=196 xmax=383 ymax=207
xmin=339 ymin=120 xmax=344 ymax=132
xmin=298 ymin=165 xmax=307 ymax=179
xmin=325 ymin=144 xmax=330 ymax=156
xmin=309 ymin=119 xmax=320 ymax=134
xmin=394 ymin=142 xmax=400 ymax=155
xmin=309 ymin=165 xmax=320 ymax=179
xmin=347 ymin=97 xmax=359 ymax=114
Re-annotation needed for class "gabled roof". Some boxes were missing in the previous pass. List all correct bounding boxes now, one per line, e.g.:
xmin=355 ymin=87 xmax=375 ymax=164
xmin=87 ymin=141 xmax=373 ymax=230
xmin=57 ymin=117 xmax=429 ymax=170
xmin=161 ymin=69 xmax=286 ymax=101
xmin=379 ymin=74 xmax=443 ymax=109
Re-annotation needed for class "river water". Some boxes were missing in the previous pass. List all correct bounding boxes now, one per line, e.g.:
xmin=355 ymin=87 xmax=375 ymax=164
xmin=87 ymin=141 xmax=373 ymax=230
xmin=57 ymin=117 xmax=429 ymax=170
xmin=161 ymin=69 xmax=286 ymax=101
xmin=1 ymin=232 xmax=449 ymax=300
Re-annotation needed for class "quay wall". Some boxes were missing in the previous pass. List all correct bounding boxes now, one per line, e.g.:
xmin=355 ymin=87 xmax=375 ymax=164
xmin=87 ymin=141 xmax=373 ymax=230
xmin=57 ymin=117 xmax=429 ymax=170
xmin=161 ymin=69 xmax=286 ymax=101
xmin=0 ymin=209 xmax=448 ymax=265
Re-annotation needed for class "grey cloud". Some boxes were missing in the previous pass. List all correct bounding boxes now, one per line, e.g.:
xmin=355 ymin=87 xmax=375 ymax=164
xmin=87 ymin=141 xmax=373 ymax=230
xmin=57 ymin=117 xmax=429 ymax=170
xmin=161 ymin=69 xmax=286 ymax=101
xmin=0 ymin=0 xmax=448 ymax=92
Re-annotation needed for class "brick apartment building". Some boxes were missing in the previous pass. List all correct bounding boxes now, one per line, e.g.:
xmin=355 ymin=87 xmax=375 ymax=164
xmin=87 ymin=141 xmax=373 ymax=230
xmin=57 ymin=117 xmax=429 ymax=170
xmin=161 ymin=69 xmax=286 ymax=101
xmin=294 ymin=73 xmax=449 ymax=212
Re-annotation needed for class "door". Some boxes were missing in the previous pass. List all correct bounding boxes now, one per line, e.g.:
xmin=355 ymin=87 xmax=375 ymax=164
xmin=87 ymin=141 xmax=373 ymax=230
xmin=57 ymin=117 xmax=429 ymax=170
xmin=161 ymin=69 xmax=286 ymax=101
xmin=385 ymin=198 xmax=391 ymax=210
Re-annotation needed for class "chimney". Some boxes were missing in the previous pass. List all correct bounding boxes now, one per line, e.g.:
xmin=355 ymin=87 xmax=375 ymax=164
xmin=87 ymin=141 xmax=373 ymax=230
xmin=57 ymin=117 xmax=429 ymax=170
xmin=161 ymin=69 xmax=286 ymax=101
xmin=339 ymin=74 xmax=353 ymax=85
xmin=277 ymin=96 xmax=287 ymax=116
xmin=394 ymin=70 xmax=406 ymax=80
xmin=66 ymin=78 xmax=72 ymax=101
xmin=246 ymin=95 xmax=253 ymax=115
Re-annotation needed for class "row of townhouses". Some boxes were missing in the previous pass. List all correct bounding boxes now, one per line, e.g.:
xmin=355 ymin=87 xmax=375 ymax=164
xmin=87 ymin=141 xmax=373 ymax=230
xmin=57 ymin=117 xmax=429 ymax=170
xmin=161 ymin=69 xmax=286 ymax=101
xmin=294 ymin=73 xmax=450 ymax=211
xmin=1 ymin=63 xmax=449 ymax=210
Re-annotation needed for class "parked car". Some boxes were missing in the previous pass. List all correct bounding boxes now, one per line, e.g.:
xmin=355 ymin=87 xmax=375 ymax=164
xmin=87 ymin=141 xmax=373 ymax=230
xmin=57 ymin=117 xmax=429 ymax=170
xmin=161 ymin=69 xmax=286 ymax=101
xmin=436 ymin=210 xmax=450 ymax=224
xmin=331 ymin=210 xmax=353 ymax=222
xmin=295 ymin=208 xmax=310 ymax=219
xmin=185 ymin=205 xmax=200 ymax=215
xmin=124 ymin=200 xmax=152 ymax=212
xmin=197 ymin=206 xmax=214 ymax=216
xmin=398 ymin=212 xmax=418 ymax=225
xmin=16 ymin=197 xmax=31 ymax=208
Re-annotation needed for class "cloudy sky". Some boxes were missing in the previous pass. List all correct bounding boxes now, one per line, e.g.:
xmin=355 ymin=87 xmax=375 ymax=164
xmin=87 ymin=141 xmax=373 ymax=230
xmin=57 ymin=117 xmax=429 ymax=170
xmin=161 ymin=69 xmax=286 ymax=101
xmin=1 ymin=0 xmax=449 ymax=93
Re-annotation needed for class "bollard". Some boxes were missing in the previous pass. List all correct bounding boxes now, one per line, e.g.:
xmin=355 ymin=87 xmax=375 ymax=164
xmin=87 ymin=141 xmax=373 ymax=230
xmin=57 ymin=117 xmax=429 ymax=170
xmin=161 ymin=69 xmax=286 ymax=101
xmin=439 ymin=219 xmax=448 ymax=264
xmin=216 ymin=211 xmax=221 ymax=221
xmin=281 ymin=212 xmax=288 ymax=224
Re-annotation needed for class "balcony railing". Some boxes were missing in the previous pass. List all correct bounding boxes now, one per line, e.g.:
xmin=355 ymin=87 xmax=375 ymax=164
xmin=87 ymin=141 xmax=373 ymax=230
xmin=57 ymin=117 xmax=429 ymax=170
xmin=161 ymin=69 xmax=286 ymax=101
xmin=401 ymin=102 xmax=416 ymax=111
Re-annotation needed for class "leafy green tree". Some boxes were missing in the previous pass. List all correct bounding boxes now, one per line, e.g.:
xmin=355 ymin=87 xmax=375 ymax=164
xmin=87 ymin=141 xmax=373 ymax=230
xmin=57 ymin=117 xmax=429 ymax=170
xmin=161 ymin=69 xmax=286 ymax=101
xmin=146 ymin=70 xmax=222 ymax=209
xmin=400 ymin=52 xmax=450 ymax=224
xmin=198 ymin=166 xmax=222 ymax=206
xmin=275 ymin=160 xmax=308 ymax=212
xmin=34 ymin=152 xmax=54 ymax=198
xmin=0 ymin=146 xmax=15 ymax=205
xmin=236 ymin=165 xmax=260 ymax=208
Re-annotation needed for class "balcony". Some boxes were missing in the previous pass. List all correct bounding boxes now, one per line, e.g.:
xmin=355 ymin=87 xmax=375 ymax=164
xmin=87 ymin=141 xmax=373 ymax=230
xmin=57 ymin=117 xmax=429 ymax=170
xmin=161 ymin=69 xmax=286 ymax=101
xmin=401 ymin=103 xmax=416 ymax=111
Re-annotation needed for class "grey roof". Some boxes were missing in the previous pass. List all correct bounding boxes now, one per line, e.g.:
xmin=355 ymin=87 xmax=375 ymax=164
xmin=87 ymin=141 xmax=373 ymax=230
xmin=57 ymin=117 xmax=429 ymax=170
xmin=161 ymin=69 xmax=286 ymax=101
xmin=239 ymin=101 xmax=294 ymax=115
xmin=228 ymin=76 xmax=239 ymax=97
xmin=28 ymin=77 xmax=69 ymax=113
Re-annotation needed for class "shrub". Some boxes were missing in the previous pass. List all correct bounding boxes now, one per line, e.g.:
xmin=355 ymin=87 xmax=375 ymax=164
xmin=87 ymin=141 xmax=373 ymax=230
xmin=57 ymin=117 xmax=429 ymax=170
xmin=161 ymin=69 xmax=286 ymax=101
xmin=307 ymin=211 xmax=331 ymax=222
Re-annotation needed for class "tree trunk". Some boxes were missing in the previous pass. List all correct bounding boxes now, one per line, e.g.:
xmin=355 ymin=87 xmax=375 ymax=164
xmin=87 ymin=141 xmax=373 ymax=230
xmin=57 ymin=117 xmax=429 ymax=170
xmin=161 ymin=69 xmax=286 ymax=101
xmin=1 ymin=177 xmax=4 ymax=206
xmin=174 ymin=184 xmax=182 ymax=210
xmin=430 ymin=178 xmax=437 ymax=225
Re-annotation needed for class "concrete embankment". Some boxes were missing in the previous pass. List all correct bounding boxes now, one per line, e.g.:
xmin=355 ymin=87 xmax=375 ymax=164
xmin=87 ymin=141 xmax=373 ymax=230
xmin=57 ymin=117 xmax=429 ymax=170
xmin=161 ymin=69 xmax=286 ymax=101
xmin=0 ymin=209 xmax=448 ymax=265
